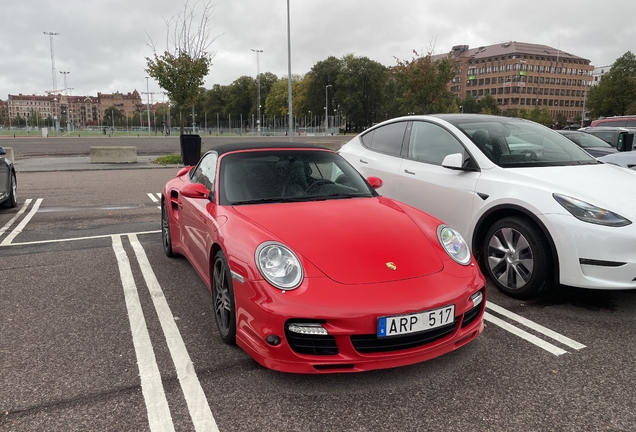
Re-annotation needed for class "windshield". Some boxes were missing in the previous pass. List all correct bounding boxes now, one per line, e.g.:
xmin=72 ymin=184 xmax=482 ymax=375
xmin=446 ymin=117 xmax=598 ymax=167
xmin=562 ymin=132 xmax=613 ymax=148
xmin=219 ymin=149 xmax=377 ymax=205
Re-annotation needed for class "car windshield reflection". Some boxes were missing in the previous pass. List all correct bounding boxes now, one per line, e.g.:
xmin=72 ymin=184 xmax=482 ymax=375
xmin=219 ymin=150 xmax=376 ymax=206
xmin=445 ymin=117 xmax=599 ymax=167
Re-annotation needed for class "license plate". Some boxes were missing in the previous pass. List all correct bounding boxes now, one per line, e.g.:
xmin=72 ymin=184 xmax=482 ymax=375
xmin=377 ymin=305 xmax=455 ymax=338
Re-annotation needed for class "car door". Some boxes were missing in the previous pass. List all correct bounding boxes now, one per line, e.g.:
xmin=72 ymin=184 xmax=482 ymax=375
xmin=396 ymin=121 xmax=481 ymax=239
xmin=0 ymin=150 xmax=9 ymax=202
xmin=180 ymin=152 xmax=218 ymax=278
xmin=346 ymin=121 xmax=408 ymax=198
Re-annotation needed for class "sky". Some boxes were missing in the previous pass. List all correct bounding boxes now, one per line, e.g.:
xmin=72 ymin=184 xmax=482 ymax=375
xmin=1 ymin=0 xmax=635 ymax=101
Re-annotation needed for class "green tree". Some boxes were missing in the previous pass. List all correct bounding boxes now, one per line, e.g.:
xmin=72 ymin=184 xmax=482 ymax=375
xmin=145 ymin=1 xmax=218 ymax=135
xmin=479 ymin=94 xmax=500 ymax=115
xmin=459 ymin=94 xmax=480 ymax=113
xmin=587 ymin=51 xmax=636 ymax=118
xmin=337 ymin=54 xmax=388 ymax=130
xmin=305 ymin=56 xmax=344 ymax=118
xmin=226 ymin=76 xmax=255 ymax=118
xmin=393 ymin=49 xmax=458 ymax=115
xmin=264 ymin=75 xmax=306 ymax=120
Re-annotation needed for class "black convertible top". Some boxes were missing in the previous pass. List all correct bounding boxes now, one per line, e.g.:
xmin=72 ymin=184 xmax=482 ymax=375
xmin=208 ymin=142 xmax=332 ymax=156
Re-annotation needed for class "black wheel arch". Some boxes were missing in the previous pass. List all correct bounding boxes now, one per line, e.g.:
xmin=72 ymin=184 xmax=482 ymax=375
xmin=472 ymin=204 xmax=560 ymax=287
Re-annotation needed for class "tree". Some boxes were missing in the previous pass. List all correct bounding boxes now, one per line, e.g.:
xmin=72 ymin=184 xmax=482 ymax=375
xmin=459 ymin=94 xmax=480 ymax=113
xmin=226 ymin=76 xmax=255 ymax=118
xmin=587 ymin=51 xmax=636 ymax=118
xmin=305 ymin=56 xmax=344 ymax=117
xmin=393 ymin=49 xmax=458 ymax=115
xmin=145 ymin=1 xmax=218 ymax=135
xmin=479 ymin=94 xmax=500 ymax=115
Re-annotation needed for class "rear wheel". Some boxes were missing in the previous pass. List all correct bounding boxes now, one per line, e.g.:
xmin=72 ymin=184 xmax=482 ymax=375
xmin=161 ymin=202 xmax=175 ymax=257
xmin=3 ymin=172 xmax=17 ymax=208
xmin=483 ymin=216 xmax=553 ymax=299
xmin=212 ymin=251 xmax=236 ymax=345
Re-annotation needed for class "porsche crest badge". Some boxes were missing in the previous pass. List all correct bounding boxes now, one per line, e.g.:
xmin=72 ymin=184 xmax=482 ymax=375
xmin=386 ymin=262 xmax=397 ymax=271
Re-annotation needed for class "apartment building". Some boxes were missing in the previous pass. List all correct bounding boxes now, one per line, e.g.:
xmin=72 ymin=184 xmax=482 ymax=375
xmin=5 ymin=91 xmax=143 ymax=127
xmin=447 ymin=41 xmax=594 ymax=122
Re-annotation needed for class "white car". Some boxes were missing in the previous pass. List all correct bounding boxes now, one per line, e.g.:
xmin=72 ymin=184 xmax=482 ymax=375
xmin=339 ymin=114 xmax=636 ymax=299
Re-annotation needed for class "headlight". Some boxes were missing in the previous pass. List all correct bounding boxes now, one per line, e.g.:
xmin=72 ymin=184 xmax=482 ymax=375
xmin=553 ymin=194 xmax=631 ymax=227
xmin=437 ymin=225 xmax=471 ymax=265
xmin=255 ymin=242 xmax=303 ymax=290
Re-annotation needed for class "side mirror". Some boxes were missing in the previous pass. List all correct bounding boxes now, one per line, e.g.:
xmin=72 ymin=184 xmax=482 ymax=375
xmin=181 ymin=182 xmax=210 ymax=199
xmin=441 ymin=153 xmax=464 ymax=169
xmin=0 ymin=147 xmax=5 ymax=156
xmin=617 ymin=132 xmax=634 ymax=152
xmin=366 ymin=176 xmax=383 ymax=189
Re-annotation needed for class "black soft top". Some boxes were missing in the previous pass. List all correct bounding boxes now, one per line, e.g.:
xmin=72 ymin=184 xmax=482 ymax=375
xmin=208 ymin=142 xmax=332 ymax=156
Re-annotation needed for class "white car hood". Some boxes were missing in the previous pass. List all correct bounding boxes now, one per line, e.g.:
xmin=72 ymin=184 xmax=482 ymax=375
xmin=503 ymin=163 xmax=636 ymax=219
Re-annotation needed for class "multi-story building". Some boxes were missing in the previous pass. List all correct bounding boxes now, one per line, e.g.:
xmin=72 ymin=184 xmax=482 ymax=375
xmin=4 ymin=90 xmax=143 ymax=128
xmin=592 ymin=65 xmax=611 ymax=86
xmin=446 ymin=41 xmax=594 ymax=122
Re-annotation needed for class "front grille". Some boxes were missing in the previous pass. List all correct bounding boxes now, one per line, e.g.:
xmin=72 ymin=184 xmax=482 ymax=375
xmin=462 ymin=304 xmax=482 ymax=328
xmin=351 ymin=321 xmax=458 ymax=354
xmin=285 ymin=322 xmax=338 ymax=356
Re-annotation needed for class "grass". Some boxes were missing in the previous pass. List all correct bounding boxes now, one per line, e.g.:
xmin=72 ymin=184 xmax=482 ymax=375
xmin=153 ymin=154 xmax=183 ymax=165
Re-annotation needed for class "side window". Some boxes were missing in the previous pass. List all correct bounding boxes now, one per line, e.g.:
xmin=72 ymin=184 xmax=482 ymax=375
xmin=190 ymin=153 xmax=218 ymax=191
xmin=367 ymin=122 xmax=407 ymax=156
xmin=407 ymin=122 xmax=466 ymax=165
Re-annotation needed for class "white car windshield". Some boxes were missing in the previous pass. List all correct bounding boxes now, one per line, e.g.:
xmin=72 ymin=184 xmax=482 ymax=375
xmin=443 ymin=117 xmax=599 ymax=167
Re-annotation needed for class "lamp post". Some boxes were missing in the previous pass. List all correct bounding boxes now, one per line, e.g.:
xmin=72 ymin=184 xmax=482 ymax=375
xmin=145 ymin=77 xmax=151 ymax=136
xmin=251 ymin=49 xmax=263 ymax=136
xmin=325 ymin=84 xmax=332 ymax=134
xmin=286 ymin=0 xmax=293 ymax=142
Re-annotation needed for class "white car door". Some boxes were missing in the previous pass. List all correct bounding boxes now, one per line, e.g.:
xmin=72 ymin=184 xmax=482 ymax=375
xmin=342 ymin=121 xmax=408 ymax=199
xmin=396 ymin=121 xmax=481 ymax=239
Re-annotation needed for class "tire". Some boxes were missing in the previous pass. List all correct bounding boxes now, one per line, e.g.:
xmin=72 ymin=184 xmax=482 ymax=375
xmin=212 ymin=251 xmax=236 ymax=345
xmin=3 ymin=172 xmax=17 ymax=208
xmin=161 ymin=201 xmax=175 ymax=257
xmin=483 ymin=216 xmax=553 ymax=299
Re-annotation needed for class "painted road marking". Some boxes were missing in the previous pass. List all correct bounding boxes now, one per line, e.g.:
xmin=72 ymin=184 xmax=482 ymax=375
xmin=112 ymin=234 xmax=175 ymax=432
xmin=484 ymin=301 xmax=586 ymax=356
xmin=0 ymin=198 xmax=33 ymax=239
xmin=129 ymin=234 xmax=218 ymax=432
xmin=1 ymin=198 xmax=43 ymax=246
xmin=148 ymin=193 xmax=161 ymax=208
xmin=1 ymin=230 xmax=160 ymax=247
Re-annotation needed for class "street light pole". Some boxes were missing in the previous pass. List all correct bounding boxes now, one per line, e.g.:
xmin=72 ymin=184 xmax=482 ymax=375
xmin=145 ymin=77 xmax=151 ymax=137
xmin=286 ymin=0 xmax=293 ymax=142
xmin=251 ymin=49 xmax=263 ymax=136
xmin=325 ymin=84 xmax=332 ymax=134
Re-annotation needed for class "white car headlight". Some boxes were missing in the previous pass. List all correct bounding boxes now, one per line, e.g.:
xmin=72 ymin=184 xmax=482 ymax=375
xmin=553 ymin=194 xmax=632 ymax=227
xmin=437 ymin=225 xmax=471 ymax=265
xmin=255 ymin=242 xmax=304 ymax=290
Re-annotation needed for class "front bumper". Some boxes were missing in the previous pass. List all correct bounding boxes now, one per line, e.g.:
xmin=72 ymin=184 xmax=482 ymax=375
xmin=231 ymin=268 xmax=485 ymax=373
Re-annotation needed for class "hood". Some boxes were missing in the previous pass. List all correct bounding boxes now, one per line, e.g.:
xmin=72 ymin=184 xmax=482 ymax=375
xmin=507 ymin=164 xmax=636 ymax=219
xmin=233 ymin=197 xmax=444 ymax=284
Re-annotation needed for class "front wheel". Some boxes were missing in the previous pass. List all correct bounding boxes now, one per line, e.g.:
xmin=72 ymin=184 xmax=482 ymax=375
xmin=212 ymin=251 xmax=236 ymax=345
xmin=161 ymin=202 xmax=175 ymax=257
xmin=3 ymin=172 xmax=17 ymax=208
xmin=483 ymin=216 xmax=553 ymax=299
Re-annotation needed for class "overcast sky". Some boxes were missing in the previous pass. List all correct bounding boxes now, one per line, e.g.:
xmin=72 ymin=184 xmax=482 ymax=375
xmin=2 ymin=0 xmax=634 ymax=101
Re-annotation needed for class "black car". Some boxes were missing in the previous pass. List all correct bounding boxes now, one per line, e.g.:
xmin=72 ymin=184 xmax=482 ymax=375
xmin=0 ymin=146 xmax=17 ymax=208
xmin=557 ymin=130 xmax=618 ymax=157
xmin=577 ymin=127 xmax=635 ymax=152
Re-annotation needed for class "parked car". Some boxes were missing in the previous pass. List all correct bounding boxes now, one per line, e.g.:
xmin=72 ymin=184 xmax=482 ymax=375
xmin=161 ymin=143 xmax=485 ymax=373
xmin=557 ymin=130 xmax=618 ymax=157
xmin=590 ymin=115 xmax=636 ymax=128
xmin=339 ymin=114 xmax=636 ymax=299
xmin=0 ymin=146 xmax=17 ymax=208
xmin=598 ymin=151 xmax=636 ymax=169
xmin=578 ymin=126 xmax=635 ymax=151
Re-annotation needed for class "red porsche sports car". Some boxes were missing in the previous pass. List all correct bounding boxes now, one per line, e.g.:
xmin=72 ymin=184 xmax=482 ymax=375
xmin=162 ymin=143 xmax=485 ymax=373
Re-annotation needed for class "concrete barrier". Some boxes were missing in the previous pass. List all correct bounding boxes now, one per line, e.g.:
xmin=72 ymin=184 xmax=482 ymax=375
xmin=90 ymin=146 xmax=137 ymax=163
xmin=1 ymin=147 xmax=15 ymax=163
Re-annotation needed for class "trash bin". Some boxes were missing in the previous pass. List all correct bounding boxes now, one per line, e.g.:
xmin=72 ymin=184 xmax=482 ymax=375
xmin=180 ymin=134 xmax=201 ymax=166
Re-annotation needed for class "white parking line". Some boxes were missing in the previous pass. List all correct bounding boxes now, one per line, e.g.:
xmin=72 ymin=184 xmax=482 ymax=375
xmin=112 ymin=235 xmax=175 ymax=432
xmin=483 ymin=312 xmax=568 ymax=356
xmin=129 ymin=234 xmax=218 ymax=432
xmin=0 ymin=198 xmax=33 ymax=238
xmin=486 ymin=302 xmax=586 ymax=351
xmin=148 ymin=193 xmax=161 ymax=208
xmin=1 ymin=198 xmax=43 ymax=246
xmin=1 ymin=230 xmax=160 ymax=247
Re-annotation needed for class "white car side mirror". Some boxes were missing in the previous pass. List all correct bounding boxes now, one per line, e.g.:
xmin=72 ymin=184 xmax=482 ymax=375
xmin=441 ymin=153 xmax=463 ymax=169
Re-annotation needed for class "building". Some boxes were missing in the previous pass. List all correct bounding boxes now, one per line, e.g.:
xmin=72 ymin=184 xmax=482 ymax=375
xmin=446 ymin=41 xmax=594 ymax=122
xmin=97 ymin=91 xmax=144 ymax=125
xmin=6 ymin=94 xmax=54 ymax=126
xmin=592 ymin=65 xmax=611 ymax=86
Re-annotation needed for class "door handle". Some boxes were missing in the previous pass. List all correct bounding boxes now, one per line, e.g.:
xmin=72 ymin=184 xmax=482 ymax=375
xmin=404 ymin=169 xmax=415 ymax=175
xmin=359 ymin=159 xmax=369 ymax=164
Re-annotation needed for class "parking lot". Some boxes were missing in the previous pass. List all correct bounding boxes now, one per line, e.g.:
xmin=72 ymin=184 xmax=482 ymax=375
xmin=2 ymin=145 xmax=636 ymax=431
